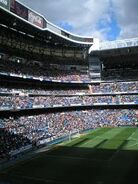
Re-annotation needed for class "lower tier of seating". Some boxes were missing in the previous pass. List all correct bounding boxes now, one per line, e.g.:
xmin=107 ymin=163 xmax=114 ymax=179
xmin=0 ymin=109 xmax=137 ymax=160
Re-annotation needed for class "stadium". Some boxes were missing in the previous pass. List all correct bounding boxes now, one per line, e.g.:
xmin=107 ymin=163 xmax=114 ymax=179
xmin=0 ymin=0 xmax=138 ymax=184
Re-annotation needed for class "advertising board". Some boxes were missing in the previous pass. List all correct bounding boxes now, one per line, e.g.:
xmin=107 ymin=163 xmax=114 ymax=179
xmin=15 ymin=1 xmax=28 ymax=20
xmin=84 ymin=38 xmax=93 ymax=42
xmin=10 ymin=0 xmax=28 ymax=20
xmin=28 ymin=10 xmax=43 ymax=28
xmin=43 ymin=18 xmax=47 ymax=28
xmin=10 ymin=0 xmax=15 ymax=12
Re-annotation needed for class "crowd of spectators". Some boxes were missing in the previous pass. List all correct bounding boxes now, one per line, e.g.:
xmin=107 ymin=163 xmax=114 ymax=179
xmin=0 ymin=81 xmax=137 ymax=96
xmin=89 ymin=81 xmax=137 ymax=93
xmin=0 ymin=95 xmax=137 ymax=110
xmin=0 ymin=88 xmax=88 ymax=95
xmin=0 ymin=81 xmax=137 ymax=110
xmin=0 ymin=109 xmax=137 ymax=160
xmin=102 ymin=68 xmax=138 ymax=81
xmin=1 ymin=59 xmax=138 ymax=82
xmin=0 ymin=59 xmax=89 ymax=81
xmin=0 ymin=128 xmax=31 ymax=160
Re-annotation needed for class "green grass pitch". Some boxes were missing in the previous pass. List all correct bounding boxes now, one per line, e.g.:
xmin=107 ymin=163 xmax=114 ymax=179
xmin=1 ymin=127 xmax=138 ymax=184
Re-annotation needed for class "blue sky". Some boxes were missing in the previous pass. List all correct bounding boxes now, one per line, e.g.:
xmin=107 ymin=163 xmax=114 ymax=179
xmin=57 ymin=22 xmax=73 ymax=32
xmin=20 ymin=0 xmax=138 ymax=41
xmin=106 ymin=14 xmax=121 ymax=41
xmin=58 ymin=11 xmax=121 ymax=40
xmin=96 ymin=10 xmax=121 ymax=41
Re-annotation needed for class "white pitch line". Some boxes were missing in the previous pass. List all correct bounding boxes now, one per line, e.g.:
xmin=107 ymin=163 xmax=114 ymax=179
xmin=127 ymin=130 xmax=137 ymax=140
xmin=126 ymin=141 xmax=138 ymax=148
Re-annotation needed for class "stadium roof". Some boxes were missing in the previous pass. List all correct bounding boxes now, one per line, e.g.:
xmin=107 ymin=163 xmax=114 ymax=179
xmin=0 ymin=0 xmax=94 ymax=48
xmin=99 ymin=38 xmax=138 ymax=51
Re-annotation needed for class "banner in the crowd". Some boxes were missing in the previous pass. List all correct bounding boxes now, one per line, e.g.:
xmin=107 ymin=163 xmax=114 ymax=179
xmin=33 ymin=105 xmax=44 ymax=108
xmin=37 ymin=138 xmax=50 ymax=145
xmin=28 ymin=10 xmax=43 ymax=28
xmin=0 ymin=0 xmax=10 ymax=10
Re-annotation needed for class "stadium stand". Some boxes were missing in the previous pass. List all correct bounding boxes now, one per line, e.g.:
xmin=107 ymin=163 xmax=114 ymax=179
xmin=0 ymin=81 xmax=137 ymax=94
xmin=0 ymin=94 xmax=137 ymax=110
xmin=0 ymin=1 xmax=138 ymax=184
xmin=0 ymin=109 xmax=137 ymax=160
xmin=0 ymin=58 xmax=89 ymax=82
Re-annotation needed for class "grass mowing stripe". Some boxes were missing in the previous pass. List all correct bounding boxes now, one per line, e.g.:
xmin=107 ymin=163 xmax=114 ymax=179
xmin=78 ymin=137 xmax=104 ymax=148
xmin=78 ymin=128 xmax=126 ymax=149
xmin=98 ymin=128 xmax=136 ymax=150
xmin=111 ymin=127 xmax=136 ymax=140
xmin=65 ymin=137 xmax=86 ymax=147
xmin=84 ymin=127 xmax=112 ymax=140
xmin=127 ymin=128 xmax=138 ymax=140
xmin=123 ymin=140 xmax=138 ymax=150
xmin=99 ymin=128 xmax=124 ymax=139
xmin=98 ymin=139 xmax=124 ymax=150
xmin=65 ymin=128 xmax=111 ymax=147
xmin=72 ymin=138 xmax=89 ymax=147
xmin=98 ymin=128 xmax=136 ymax=161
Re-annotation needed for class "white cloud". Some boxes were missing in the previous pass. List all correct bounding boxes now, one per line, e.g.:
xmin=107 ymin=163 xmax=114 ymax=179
xmin=112 ymin=0 xmax=138 ymax=39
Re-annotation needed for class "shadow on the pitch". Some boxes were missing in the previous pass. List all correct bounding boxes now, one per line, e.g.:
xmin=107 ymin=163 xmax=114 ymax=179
xmin=0 ymin=137 xmax=138 ymax=184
